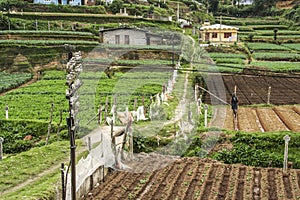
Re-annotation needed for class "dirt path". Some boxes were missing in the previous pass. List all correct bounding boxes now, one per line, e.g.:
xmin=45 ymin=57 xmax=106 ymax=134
xmin=164 ymin=35 xmax=195 ymax=126
xmin=221 ymin=106 xmax=300 ymax=132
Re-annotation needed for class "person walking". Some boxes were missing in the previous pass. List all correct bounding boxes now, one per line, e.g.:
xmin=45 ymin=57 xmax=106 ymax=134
xmin=231 ymin=93 xmax=238 ymax=118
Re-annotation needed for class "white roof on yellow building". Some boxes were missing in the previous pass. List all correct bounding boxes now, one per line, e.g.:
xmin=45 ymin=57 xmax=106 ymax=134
xmin=200 ymin=24 xmax=239 ymax=31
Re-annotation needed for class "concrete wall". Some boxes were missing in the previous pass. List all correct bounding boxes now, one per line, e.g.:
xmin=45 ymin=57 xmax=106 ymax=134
xmin=102 ymin=29 xmax=147 ymax=45
xmin=148 ymin=35 xmax=162 ymax=45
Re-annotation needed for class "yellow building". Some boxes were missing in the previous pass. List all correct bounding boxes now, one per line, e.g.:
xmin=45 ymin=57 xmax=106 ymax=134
xmin=199 ymin=23 xmax=239 ymax=43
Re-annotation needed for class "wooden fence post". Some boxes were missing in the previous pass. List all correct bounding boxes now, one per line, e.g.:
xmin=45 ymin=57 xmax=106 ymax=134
xmin=61 ymin=163 xmax=65 ymax=200
xmin=5 ymin=105 xmax=8 ymax=120
xmin=111 ymin=121 xmax=115 ymax=155
xmin=87 ymin=137 xmax=91 ymax=152
xmin=283 ymin=135 xmax=290 ymax=171
xmin=105 ymin=96 xmax=108 ymax=121
xmin=204 ymin=104 xmax=208 ymax=127
xmin=0 ymin=137 xmax=3 ymax=160
xmin=267 ymin=86 xmax=271 ymax=105
xmin=195 ymin=84 xmax=198 ymax=101
xmin=98 ymin=103 xmax=102 ymax=125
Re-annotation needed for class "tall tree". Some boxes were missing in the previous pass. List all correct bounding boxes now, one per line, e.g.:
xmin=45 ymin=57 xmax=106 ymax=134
xmin=109 ymin=0 xmax=124 ymax=14
xmin=253 ymin=0 xmax=276 ymax=15
xmin=208 ymin=0 xmax=219 ymax=13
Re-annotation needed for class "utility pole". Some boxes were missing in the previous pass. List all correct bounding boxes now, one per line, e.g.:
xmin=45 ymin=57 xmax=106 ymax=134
xmin=65 ymin=48 xmax=82 ymax=200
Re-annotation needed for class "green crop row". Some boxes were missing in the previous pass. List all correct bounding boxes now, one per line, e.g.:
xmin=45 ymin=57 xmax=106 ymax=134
xmin=256 ymin=30 xmax=300 ymax=36
xmin=214 ymin=58 xmax=245 ymax=65
xmin=7 ymin=12 xmax=173 ymax=27
xmin=249 ymin=61 xmax=300 ymax=72
xmin=253 ymin=52 xmax=300 ymax=61
xmin=247 ymin=42 xmax=290 ymax=51
xmin=0 ymin=71 xmax=68 ymax=123
xmin=249 ymin=25 xmax=289 ymax=30
xmin=0 ymin=39 xmax=99 ymax=45
xmin=212 ymin=131 xmax=300 ymax=168
xmin=0 ymin=72 xmax=32 ymax=93
xmin=0 ymin=119 xmax=66 ymax=154
xmin=0 ymin=30 xmax=93 ymax=36
xmin=219 ymin=19 xmax=281 ymax=26
xmin=251 ymin=35 xmax=300 ymax=39
xmin=84 ymin=58 xmax=173 ymax=66
xmin=208 ymin=53 xmax=247 ymax=59
xmin=98 ymin=43 xmax=181 ymax=51
xmin=194 ymin=63 xmax=244 ymax=73
xmin=282 ymin=43 xmax=300 ymax=51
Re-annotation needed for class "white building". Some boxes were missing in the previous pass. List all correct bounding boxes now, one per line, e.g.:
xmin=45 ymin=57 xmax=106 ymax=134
xmin=99 ymin=27 xmax=162 ymax=45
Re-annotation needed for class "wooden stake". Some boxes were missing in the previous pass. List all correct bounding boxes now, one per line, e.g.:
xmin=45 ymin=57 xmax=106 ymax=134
xmin=105 ymin=96 xmax=108 ymax=121
xmin=174 ymin=123 xmax=177 ymax=137
xmin=5 ymin=105 xmax=8 ymax=120
xmin=0 ymin=137 xmax=3 ymax=160
xmin=130 ymin=130 xmax=133 ymax=160
xmin=267 ymin=86 xmax=271 ymax=105
xmin=101 ymin=132 xmax=103 ymax=157
xmin=110 ymin=121 xmax=116 ymax=155
xmin=114 ymin=95 xmax=117 ymax=106
xmin=234 ymin=85 xmax=237 ymax=94
xmin=98 ymin=103 xmax=102 ymax=125
xmin=87 ymin=137 xmax=91 ymax=151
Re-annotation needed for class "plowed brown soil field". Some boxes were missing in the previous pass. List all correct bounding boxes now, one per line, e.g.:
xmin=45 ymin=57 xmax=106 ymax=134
xmin=83 ymin=157 xmax=300 ymax=200
xmin=203 ymin=74 xmax=300 ymax=105
xmin=222 ymin=105 xmax=300 ymax=132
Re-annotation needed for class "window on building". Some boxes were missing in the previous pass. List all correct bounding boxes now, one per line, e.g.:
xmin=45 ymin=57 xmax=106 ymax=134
xmin=115 ymin=35 xmax=120 ymax=44
xmin=124 ymin=35 xmax=130 ymax=45
xmin=205 ymin=33 xmax=210 ymax=41
xmin=224 ymin=32 xmax=232 ymax=38
xmin=212 ymin=32 xmax=218 ymax=38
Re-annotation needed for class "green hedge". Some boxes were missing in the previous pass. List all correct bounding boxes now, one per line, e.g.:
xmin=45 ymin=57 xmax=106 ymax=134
xmin=0 ymin=119 xmax=67 ymax=154
xmin=6 ymin=12 xmax=173 ymax=25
